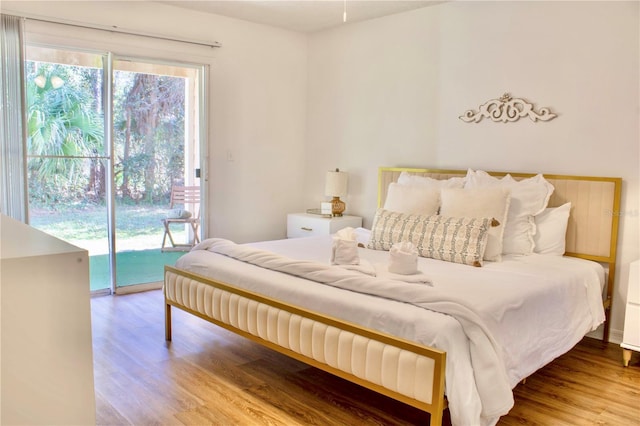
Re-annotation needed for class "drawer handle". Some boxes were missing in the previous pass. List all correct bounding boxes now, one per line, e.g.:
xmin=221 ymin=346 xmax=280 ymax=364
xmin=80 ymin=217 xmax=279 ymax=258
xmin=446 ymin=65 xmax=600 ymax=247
xmin=301 ymin=227 xmax=313 ymax=231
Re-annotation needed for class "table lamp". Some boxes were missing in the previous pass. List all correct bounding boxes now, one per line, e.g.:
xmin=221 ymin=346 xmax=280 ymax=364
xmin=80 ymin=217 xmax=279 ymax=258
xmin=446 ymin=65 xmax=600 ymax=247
xmin=325 ymin=168 xmax=348 ymax=217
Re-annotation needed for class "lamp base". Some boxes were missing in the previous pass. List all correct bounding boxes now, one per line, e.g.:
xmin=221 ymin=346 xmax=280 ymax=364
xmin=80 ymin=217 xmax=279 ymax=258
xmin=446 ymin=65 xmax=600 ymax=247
xmin=331 ymin=196 xmax=345 ymax=217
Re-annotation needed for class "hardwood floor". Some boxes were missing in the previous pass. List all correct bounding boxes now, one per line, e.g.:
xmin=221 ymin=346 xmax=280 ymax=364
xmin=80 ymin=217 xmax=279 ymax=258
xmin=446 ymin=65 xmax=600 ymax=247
xmin=92 ymin=290 xmax=640 ymax=426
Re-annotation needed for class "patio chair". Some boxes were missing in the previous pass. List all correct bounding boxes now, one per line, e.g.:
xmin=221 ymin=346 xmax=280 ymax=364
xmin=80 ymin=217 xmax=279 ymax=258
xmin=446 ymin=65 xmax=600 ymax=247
xmin=161 ymin=185 xmax=201 ymax=252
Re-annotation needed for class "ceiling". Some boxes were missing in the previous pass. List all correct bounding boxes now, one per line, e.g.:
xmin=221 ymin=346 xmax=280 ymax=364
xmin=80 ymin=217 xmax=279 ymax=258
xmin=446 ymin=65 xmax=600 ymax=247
xmin=158 ymin=1 xmax=442 ymax=33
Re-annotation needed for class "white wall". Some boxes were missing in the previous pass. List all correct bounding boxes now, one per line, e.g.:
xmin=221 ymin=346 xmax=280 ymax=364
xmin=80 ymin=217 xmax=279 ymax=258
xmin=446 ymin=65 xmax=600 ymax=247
xmin=305 ymin=1 xmax=639 ymax=342
xmin=2 ymin=0 xmax=309 ymax=243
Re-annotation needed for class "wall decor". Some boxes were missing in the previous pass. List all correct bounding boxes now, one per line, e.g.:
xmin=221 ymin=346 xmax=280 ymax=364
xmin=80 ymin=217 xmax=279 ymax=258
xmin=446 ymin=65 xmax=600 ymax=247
xmin=459 ymin=93 xmax=557 ymax=123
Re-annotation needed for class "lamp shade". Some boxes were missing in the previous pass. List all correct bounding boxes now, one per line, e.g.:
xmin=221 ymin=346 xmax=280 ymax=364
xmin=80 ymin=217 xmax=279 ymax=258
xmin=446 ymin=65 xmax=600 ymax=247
xmin=325 ymin=169 xmax=348 ymax=197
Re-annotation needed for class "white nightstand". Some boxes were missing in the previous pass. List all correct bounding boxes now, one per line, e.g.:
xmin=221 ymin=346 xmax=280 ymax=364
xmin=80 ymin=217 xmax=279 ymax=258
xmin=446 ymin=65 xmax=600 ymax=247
xmin=287 ymin=213 xmax=362 ymax=239
xmin=622 ymin=259 xmax=640 ymax=367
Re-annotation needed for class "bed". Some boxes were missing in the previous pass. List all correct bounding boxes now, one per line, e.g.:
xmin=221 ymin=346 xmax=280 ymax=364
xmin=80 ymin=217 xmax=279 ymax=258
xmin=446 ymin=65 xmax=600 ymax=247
xmin=164 ymin=167 xmax=621 ymax=426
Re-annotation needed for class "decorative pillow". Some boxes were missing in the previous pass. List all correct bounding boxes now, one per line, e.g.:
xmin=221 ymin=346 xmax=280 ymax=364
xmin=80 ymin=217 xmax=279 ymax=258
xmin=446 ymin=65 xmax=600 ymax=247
xmin=439 ymin=187 xmax=510 ymax=262
xmin=367 ymin=209 xmax=494 ymax=267
xmin=397 ymin=171 xmax=466 ymax=188
xmin=534 ymin=202 xmax=571 ymax=255
xmin=464 ymin=169 xmax=554 ymax=255
xmin=383 ymin=183 xmax=440 ymax=216
xmin=166 ymin=208 xmax=192 ymax=219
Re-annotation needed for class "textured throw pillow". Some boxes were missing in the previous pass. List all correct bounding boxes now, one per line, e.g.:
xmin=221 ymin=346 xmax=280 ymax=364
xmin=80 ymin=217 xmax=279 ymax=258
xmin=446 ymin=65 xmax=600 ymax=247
xmin=464 ymin=170 xmax=554 ymax=255
xmin=439 ymin=187 xmax=510 ymax=262
xmin=534 ymin=202 xmax=571 ymax=255
xmin=397 ymin=171 xmax=466 ymax=189
xmin=383 ymin=183 xmax=440 ymax=216
xmin=367 ymin=209 xmax=494 ymax=267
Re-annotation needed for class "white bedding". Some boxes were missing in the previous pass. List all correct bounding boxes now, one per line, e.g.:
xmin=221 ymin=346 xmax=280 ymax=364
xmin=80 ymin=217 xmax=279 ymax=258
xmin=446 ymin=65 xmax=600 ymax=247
xmin=175 ymin=228 xmax=605 ymax=426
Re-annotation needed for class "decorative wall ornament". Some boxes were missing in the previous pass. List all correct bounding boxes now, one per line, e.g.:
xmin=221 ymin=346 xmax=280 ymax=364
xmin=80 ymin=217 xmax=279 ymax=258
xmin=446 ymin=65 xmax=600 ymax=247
xmin=459 ymin=93 xmax=557 ymax=123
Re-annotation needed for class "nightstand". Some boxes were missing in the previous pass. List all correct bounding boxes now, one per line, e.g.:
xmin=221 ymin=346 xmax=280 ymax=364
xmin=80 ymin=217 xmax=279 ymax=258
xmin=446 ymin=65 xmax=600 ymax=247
xmin=287 ymin=213 xmax=362 ymax=239
xmin=622 ymin=259 xmax=640 ymax=367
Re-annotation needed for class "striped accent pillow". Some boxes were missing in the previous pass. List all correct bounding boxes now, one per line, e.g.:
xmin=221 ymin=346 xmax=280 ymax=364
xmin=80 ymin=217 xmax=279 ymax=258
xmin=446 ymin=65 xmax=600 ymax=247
xmin=367 ymin=209 xmax=493 ymax=267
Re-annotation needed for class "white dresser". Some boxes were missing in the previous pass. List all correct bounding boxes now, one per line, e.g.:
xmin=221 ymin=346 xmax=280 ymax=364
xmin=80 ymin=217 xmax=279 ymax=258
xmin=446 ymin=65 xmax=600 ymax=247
xmin=1 ymin=215 xmax=96 ymax=424
xmin=287 ymin=213 xmax=362 ymax=238
xmin=622 ymin=259 xmax=640 ymax=367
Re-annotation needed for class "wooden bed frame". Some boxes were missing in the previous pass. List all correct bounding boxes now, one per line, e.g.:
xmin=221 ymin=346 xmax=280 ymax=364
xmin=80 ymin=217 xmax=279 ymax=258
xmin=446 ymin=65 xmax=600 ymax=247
xmin=164 ymin=167 xmax=621 ymax=425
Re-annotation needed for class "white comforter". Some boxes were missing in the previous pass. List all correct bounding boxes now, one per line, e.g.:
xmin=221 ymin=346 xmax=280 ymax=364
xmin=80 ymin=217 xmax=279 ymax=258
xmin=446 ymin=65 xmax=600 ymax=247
xmin=176 ymin=229 xmax=605 ymax=426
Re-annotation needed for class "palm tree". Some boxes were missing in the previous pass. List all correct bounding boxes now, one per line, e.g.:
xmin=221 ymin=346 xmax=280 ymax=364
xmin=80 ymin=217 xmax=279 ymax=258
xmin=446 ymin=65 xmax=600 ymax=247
xmin=26 ymin=63 xmax=104 ymax=205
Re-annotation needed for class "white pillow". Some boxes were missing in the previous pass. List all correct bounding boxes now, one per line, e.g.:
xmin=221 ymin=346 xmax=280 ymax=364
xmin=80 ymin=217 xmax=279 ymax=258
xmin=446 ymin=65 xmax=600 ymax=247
xmin=439 ymin=187 xmax=511 ymax=262
xmin=397 ymin=171 xmax=466 ymax=188
xmin=464 ymin=169 xmax=554 ymax=255
xmin=383 ymin=183 xmax=440 ymax=215
xmin=534 ymin=203 xmax=571 ymax=255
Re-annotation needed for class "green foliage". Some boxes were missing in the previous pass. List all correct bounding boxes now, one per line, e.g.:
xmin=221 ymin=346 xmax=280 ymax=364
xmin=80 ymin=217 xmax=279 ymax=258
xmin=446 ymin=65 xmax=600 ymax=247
xmin=27 ymin=58 xmax=188 ymax=208
xmin=112 ymin=71 xmax=185 ymax=202
xmin=26 ymin=62 xmax=105 ymax=205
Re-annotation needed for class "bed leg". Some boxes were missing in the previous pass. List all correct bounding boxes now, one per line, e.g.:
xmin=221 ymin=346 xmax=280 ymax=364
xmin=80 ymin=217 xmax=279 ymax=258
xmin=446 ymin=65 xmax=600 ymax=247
xmin=622 ymin=348 xmax=631 ymax=367
xmin=165 ymin=303 xmax=172 ymax=341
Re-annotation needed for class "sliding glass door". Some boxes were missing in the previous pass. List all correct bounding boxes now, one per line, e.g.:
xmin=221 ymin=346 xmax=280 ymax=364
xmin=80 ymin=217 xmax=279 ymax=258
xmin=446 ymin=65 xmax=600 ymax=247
xmin=25 ymin=45 xmax=204 ymax=294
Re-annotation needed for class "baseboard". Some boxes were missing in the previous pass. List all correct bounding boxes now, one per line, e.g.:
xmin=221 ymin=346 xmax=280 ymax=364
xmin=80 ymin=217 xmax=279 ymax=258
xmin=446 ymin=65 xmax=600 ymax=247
xmin=90 ymin=288 xmax=112 ymax=297
xmin=586 ymin=326 xmax=623 ymax=344
xmin=607 ymin=328 xmax=623 ymax=345
xmin=115 ymin=281 xmax=163 ymax=295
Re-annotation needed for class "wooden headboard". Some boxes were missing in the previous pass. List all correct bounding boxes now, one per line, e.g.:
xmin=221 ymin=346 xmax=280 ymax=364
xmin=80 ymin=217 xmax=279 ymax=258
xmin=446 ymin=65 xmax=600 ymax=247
xmin=377 ymin=167 xmax=622 ymax=340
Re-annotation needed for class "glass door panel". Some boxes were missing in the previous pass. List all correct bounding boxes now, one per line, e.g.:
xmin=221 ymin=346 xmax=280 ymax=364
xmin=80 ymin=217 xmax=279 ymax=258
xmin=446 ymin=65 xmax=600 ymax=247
xmin=112 ymin=58 xmax=201 ymax=289
xmin=25 ymin=46 xmax=111 ymax=293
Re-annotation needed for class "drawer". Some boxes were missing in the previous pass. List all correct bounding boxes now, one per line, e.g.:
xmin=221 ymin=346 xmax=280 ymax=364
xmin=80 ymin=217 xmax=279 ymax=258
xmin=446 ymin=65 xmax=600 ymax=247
xmin=622 ymin=303 xmax=640 ymax=347
xmin=627 ymin=260 xmax=639 ymax=304
xmin=286 ymin=213 xmax=362 ymax=238
xmin=287 ymin=215 xmax=330 ymax=238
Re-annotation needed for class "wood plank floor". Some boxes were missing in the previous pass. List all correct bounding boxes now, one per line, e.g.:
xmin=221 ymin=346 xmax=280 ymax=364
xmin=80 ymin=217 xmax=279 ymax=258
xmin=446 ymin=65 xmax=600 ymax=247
xmin=92 ymin=289 xmax=640 ymax=426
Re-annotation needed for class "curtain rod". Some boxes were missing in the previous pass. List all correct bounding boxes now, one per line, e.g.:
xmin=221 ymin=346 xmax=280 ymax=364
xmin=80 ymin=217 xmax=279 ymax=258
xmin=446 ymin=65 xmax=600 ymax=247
xmin=19 ymin=14 xmax=222 ymax=49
